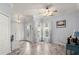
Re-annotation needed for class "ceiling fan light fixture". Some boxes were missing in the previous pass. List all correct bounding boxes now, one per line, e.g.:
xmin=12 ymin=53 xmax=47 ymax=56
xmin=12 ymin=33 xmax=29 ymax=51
xmin=39 ymin=6 xmax=57 ymax=16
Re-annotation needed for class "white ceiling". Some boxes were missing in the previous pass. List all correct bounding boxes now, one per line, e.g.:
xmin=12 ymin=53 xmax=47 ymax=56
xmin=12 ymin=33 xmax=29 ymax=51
xmin=12 ymin=3 xmax=79 ymax=15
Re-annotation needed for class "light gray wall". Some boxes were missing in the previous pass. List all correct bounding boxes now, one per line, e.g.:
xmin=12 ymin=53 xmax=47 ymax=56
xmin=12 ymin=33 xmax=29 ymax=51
xmin=50 ymin=11 xmax=78 ymax=45
xmin=76 ymin=11 xmax=79 ymax=30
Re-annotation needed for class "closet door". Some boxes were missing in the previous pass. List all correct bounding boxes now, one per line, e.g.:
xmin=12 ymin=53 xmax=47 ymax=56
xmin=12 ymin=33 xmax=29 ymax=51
xmin=0 ymin=14 xmax=10 ymax=54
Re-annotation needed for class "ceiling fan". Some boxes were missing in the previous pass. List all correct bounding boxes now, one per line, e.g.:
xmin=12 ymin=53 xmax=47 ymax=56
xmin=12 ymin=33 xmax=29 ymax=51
xmin=45 ymin=4 xmax=57 ymax=11
xmin=40 ymin=4 xmax=58 ymax=16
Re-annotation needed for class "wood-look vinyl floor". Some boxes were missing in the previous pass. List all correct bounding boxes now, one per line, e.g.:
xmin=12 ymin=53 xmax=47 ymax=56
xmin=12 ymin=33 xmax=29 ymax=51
xmin=9 ymin=42 xmax=66 ymax=55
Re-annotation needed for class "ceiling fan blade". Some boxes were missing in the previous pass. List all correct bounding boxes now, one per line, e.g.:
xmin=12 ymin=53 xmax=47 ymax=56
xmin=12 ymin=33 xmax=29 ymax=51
xmin=53 ymin=10 xmax=58 ymax=12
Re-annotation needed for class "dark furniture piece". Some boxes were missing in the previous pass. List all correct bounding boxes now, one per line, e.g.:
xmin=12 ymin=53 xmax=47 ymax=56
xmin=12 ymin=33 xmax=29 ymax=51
xmin=66 ymin=44 xmax=79 ymax=55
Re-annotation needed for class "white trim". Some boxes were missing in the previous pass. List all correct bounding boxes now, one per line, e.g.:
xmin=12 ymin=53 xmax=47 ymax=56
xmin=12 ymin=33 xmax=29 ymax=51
xmin=0 ymin=12 xmax=10 ymax=24
xmin=0 ymin=11 xmax=9 ymax=17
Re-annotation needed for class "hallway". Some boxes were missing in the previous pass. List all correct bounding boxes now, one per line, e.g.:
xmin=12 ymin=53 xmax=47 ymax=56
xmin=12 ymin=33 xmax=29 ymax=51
xmin=8 ymin=42 xmax=66 ymax=55
xmin=0 ymin=3 xmax=79 ymax=55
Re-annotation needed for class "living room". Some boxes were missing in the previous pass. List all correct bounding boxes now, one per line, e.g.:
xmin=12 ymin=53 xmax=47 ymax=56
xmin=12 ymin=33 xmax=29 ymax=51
xmin=0 ymin=3 xmax=79 ymax=55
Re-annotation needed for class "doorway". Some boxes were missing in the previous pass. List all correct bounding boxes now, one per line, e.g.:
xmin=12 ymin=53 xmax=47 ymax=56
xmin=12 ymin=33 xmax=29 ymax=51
xmin=24 ymin=16 xmax=52 ymax=43
xmin=36 ymin=19 xmax=52 ymax=43
xmin=24 ymin=16 xmax=35 ymax=42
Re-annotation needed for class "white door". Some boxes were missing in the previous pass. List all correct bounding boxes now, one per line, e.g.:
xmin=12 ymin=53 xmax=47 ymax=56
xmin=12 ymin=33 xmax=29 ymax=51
xmin=43 ymin=22 xmax=51 ymax=42
xmin=36 ymin=20 xmax=51 ymax=43
xmin=0 ymin=14 xmax=10 ymax=54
